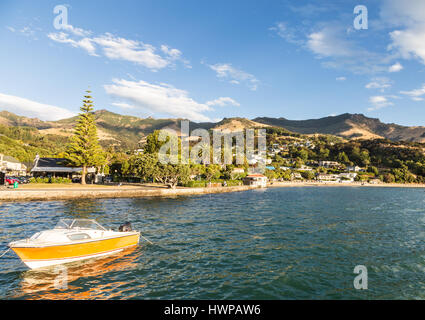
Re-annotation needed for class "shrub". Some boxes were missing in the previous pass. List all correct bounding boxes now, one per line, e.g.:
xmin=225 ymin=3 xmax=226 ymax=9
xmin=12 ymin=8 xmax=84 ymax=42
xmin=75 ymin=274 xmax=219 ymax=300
xmin=29 ymin=177 xmax=72 ymax=184
xmin=184 ymin=180 xmax=207 ymax=188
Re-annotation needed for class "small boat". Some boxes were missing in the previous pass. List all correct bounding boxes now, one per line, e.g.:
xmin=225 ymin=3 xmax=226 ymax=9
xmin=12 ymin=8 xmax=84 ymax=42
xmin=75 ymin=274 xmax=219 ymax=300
xmin=8 ymin=219 xmax=140 ymax=269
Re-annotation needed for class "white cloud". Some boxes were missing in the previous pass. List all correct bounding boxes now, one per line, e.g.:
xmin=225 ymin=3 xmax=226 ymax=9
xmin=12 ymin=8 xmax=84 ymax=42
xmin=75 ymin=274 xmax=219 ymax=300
xmin=209 ymin=63 xmax=259 ymax=91
xmin=206 ymin=97 xmax=240 ymax=107
xmin=0 ymin=93 xmax=75 ymax=121
xmin=91 ymin=33 xmax=168 ymax=70
xmin=365 ymin=77 xmax=393 ymax=91
xmin=307 ymin=27 xmax=353 ymax=57
xmin=269 ymin=22 xmax=303 ymax=45
xmin=62 ymin=24 xmax=92 ymax=37
xmin=383 ymin=0 xmax=425 ymax=65
xmin=388 ymin=62 xmax=403 ymax=72
xmin=48 ymin=32 xmax=98 ymax=56
xmin=389 ymin=26 xmax=425 ymax=65
xmin=336 ymin=76 xmax=346 ymax=81
xmin=48 ymin=25 xmax=188 ymax=71
xmin=104 ymin=79 xmax=213 ymax=122
xmin=368 ymin=95 xmax=396 ymax=111
xmin=400 ymin=84 xmax=425 ymax=101
xmin=111 ymin=102 xmax=136 ymax=109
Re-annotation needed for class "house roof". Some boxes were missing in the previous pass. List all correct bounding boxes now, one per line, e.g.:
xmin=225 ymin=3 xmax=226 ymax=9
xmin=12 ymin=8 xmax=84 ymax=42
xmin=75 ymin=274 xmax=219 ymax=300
xmin=246 ymin=174 xmax=266 ymax=178
xmin=35 ymin=158 xmax=71 ymax=168
xmin=1 ymin=155 xmax=21 ymax=164
xmin=31 ymin=157 xmax=95 ymax=173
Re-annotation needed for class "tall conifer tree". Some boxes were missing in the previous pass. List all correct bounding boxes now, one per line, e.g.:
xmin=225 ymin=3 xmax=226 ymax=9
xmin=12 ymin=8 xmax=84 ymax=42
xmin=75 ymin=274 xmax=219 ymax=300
xmin=65 ymin=90 xmax=104 ymax=184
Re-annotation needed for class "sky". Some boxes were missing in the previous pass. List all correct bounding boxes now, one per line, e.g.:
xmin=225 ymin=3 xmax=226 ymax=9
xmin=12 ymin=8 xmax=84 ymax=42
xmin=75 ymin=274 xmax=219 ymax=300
xmin=0 ymin=0 xmax=424 ymax=126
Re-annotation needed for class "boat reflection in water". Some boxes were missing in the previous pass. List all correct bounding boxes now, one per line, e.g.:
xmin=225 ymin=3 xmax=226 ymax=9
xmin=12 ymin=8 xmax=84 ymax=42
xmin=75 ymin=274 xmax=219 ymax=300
xmin=19 ymin=247 xmax=142 ymax=299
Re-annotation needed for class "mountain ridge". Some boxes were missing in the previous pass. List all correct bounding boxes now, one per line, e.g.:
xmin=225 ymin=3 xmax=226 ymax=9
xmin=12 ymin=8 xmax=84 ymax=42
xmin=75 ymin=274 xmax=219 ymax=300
xmin=1 ymin=110 xmax=424 ymax=147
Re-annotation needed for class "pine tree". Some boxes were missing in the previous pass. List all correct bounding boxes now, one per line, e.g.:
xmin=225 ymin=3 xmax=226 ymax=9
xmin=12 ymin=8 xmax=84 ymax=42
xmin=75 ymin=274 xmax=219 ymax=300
xmin=65 ymin=90 xmax=104 ymax=184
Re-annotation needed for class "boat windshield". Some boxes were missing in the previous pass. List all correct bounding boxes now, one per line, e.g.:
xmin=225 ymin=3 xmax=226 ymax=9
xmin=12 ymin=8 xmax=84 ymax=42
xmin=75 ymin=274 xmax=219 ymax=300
xmin=54 ymin=219 xmax=106 ymax=231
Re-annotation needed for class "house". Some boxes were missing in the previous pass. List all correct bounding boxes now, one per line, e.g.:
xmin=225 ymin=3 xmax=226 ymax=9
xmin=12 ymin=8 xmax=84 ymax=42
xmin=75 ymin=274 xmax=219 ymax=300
xmin=317 ymin=173 xmax=340 ymax=182
xmin=298 ymin=165 xmax=313 ymax=171
xmin=31 ymin=155 xmax=96 ymax=179
xmin=369 ymin=178 xmax=381 ymax=184
xmin=280 ymin=166 xmax=291 ymax=171
xmin=243 ymin=174 xmax=268 ymax=188
xmin=346 ymin=166 xmax=363 ymax=172
xmin=0 ymin=154 xmax=27 ymax=176
xmin=318 ymin=161 xmax=341 ymax=168
xmin=291 ymin=172 xmax=302 ymax=180
xmin=231 ymin=168 xmax=245 ymax=174
xmin=338 ymin=172 xmax=357 ymax=182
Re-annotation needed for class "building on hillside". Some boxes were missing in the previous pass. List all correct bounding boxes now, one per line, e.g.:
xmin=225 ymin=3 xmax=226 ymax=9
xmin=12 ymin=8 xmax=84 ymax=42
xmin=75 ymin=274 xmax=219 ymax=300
xmin=297 ymin=165 xmax=313 ymax=171
xmin=243 ymin=174 xmax=267 ymax=188
xmin=318 ymin=161 xmax=341 ymax=168
xmin=346 ymin=166 xmax=363 ymax=172
xmin=0 ymin=154 xmax=27 ymax=176
xmin=31 ymin=155 xmax=96 ymax=179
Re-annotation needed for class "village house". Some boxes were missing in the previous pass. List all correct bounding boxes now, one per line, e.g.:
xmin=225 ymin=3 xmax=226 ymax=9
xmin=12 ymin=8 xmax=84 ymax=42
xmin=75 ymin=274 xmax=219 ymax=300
xmin=338 ymin=172 xmax=358 ymax=182
xmin=316 ymin=173 xmax=340 ymax=182
xmin=31 ymin=155 xmax=96 ymax=179
xmin=297 ymin=165 xmax=313 ymax=171
xmin=318 ymin=161 xmax=341 ymax=168
xmin=346 ymin=165 xmax=363 ymax=172
xmin=291 ymin=172 xmax=303 ymax=180
xmin=369 ymin=178 xmax=381 ymax=184
xmin=243 ymin=174 xmax=268 ymax=188
xmin=0 ymin=154 xmax=27 ymax=176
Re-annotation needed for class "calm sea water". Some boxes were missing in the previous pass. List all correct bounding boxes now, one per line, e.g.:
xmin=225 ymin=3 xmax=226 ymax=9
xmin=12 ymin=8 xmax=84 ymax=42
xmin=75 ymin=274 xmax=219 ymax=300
xmin=0 ymin=187 xmax=424 ymax=300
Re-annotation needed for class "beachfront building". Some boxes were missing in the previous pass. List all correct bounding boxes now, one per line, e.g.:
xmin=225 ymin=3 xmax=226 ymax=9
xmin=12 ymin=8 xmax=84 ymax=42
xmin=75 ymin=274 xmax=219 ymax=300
xmin=338 ymin=172 xmax=357 ymax=182
xmin=243 ymin=174 xmax=268 ymax=188
xmin=317 ymin=173 xmax=340 ymax=182
xmin=31 ymin=156 xmax=96 ymax=179
xmin=0 ymin=154 xmax=27 ymax=176
xmin=291 ymin=172 xmax=303 ymax=180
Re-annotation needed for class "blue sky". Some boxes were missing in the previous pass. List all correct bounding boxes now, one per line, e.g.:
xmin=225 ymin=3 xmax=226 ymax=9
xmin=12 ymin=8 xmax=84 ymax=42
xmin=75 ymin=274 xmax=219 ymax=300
xmin=0 ymin=0 xmax=424 ymax=125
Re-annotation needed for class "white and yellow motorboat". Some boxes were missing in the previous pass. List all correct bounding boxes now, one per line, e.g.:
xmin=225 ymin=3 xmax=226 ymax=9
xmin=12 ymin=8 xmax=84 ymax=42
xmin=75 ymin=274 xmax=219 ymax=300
xmin=8 ymin=219 xmax=140 ymax=269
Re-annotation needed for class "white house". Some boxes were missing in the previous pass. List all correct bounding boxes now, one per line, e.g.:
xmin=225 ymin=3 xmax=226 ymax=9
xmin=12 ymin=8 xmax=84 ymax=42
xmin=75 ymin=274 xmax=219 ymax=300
xmin=0 ymin=154 xmax=27 ymax=176
xmin=346 ymin=166 xmax=363 ymax=172
xmin=243 ymin=174 xmax=267 ymax=188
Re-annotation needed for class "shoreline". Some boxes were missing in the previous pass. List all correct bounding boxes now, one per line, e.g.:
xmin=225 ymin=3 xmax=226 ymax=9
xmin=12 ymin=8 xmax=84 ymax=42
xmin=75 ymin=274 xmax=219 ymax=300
xmin=268 ymin=181 xmax=425 ymax=188
xmin=0 ymin=181 xmax=424 ymax=202
xmin=0 ymin=185 xmax=257 ymax=202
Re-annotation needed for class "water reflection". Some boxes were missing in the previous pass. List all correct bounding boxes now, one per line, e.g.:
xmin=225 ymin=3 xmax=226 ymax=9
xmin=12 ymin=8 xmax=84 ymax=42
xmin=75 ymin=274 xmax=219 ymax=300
xmin=18 ymin=247 xmax=139 ymax=300
xmin=62 ymin=199 xmax=105 ymax=219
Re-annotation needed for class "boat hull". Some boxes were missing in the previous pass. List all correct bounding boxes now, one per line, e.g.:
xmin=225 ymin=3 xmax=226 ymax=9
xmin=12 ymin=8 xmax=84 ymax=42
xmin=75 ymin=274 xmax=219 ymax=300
xmin=11 ymin=232 xmax=140 ymax=269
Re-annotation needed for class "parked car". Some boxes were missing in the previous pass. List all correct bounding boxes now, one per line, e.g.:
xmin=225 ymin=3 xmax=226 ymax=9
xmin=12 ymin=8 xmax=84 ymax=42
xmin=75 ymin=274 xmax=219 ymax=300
xmin=72 ymin=177 xmax=82 ymax=184
xmin=5 ymin=177 xmax=19 ymax=185
xmin=12 ymin=176 xmax=30 ymax=184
